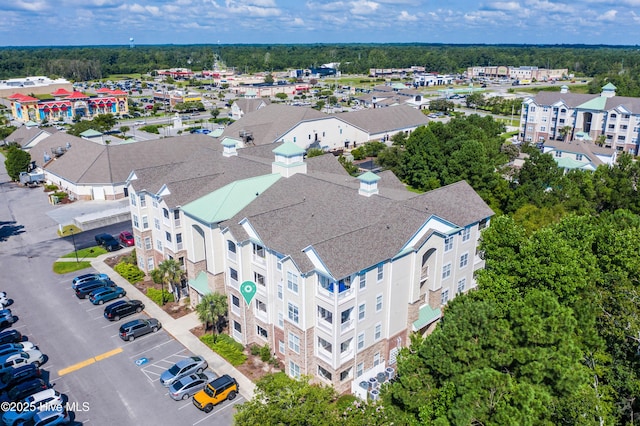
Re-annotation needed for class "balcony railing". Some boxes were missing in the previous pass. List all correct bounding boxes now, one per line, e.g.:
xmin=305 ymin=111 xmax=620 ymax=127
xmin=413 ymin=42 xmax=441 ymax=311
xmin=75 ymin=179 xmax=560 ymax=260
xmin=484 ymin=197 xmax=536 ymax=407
xmin=317 ymin=317 xmax=333 ymax=332
xmin=341 ymin=318 xmax=354 ymax=333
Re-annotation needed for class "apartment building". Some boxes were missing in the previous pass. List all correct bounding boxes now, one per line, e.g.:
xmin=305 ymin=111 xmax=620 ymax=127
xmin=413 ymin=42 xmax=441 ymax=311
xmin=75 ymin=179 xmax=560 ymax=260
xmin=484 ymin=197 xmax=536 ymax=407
xmin=520 ymin=83 xmax=640 ymax=155
xmin=127 ymin=140 xmax=494 ymax=396
xmin=467 ymin=66 xmax=567 ymax=81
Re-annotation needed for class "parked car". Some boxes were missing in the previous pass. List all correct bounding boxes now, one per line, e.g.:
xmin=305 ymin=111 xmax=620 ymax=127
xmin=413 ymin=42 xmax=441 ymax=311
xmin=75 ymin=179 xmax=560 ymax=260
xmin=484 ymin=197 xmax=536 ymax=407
xmin=2 ymin=389 xmax=67 ymax=426
xmin=94 ymin=233 xmax=121 ymax=251
xmin=0 ymin=378 xmax=48 ymax=403
xmin=0 ymin=330 xmax=22 ymax=346
xmin=0 ymin=309 xmax=17 ymax=330
xmin=0 ymin=350 xmax=45 ymax=373
xmin=0 ymin=341 xmax=37 ymax=359
xmin=192 ymin=374 xmax=239 ymax=412
xmin=119 ymin=318 xmax=161 ymax=341
xmin=30 ymin=408 xmax=70 ymax=426
xmin=0 ymin=293 xmax=11 ymax=308
xmin=75 ymin=280 xmax=116 ymax=299
xmin=72 ymin=273 xmax=109 ymax=289
xmin=118 ymin=231 xmax=135 ymax=247
xmin=168 ymin=371 xmax=216 ymax=400
xmin=103 ymin=300 xmax=144 ymax=321
xmin=0 ymin=364 xmax=41 ymax=392
xmin=88 ymin=286 xmax=126 ymax=305
xmin=160 ymin=356 xmax=208 ymax=387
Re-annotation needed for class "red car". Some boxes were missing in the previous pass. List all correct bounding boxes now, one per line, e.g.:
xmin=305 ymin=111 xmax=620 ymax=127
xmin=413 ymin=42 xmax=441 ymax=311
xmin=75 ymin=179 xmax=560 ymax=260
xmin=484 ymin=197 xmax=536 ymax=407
xmin=118 ymin=231 xmax=135 ymax=247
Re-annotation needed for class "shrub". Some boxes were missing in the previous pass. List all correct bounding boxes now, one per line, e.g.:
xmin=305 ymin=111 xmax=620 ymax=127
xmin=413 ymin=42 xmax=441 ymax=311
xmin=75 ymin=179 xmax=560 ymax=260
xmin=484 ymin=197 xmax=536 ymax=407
xmin=120 ymin=249 xmax=137 ymax=265
xmin=200 ymin=334 xmax=247 ymax=366
xmin=146 ymin=288 xmax=174 ymax=305
xmin=114 ymin=261 xmax=144 ymax=283
xmin=250 ymin=344 xmax=261 ymax=356
xmin=260 ymin=344 xmax=271 ymax=362
xmin=52 ymin=191 xmax=68 ymax=199
xmin=44 ymin=184 xmax=58 ymax=192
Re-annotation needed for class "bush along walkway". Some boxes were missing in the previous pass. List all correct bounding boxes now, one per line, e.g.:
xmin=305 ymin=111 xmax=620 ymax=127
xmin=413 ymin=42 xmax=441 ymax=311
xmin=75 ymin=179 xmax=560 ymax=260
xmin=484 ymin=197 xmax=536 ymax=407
xmin=88 ymin=251 xmax=256 ymax=400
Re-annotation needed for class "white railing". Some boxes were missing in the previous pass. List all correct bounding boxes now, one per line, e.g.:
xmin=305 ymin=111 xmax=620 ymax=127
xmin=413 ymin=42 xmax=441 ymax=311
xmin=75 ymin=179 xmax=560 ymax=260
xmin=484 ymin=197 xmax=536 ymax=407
xmin=341 ymin=318 xmax=354 ymax=333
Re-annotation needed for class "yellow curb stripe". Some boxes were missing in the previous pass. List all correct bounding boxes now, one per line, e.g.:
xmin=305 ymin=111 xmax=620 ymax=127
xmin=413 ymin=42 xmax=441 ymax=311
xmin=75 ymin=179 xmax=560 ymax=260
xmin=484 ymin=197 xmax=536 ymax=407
xmin=58 ymin=347 xmax=123 ymax=376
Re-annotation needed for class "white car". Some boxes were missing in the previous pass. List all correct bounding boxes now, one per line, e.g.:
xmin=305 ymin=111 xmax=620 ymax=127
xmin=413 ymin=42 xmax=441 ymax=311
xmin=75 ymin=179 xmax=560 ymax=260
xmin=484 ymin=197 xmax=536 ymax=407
xmin=2 ymin=388 xmax=65 ymax=426
xmin=0 ymin=349 xmax=45 ymax=373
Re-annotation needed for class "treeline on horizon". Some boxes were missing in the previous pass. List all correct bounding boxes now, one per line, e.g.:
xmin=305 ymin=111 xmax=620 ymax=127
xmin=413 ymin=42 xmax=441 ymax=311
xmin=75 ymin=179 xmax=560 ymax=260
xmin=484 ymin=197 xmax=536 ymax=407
xmin=1 ymin=43 xmax=640 ymax=90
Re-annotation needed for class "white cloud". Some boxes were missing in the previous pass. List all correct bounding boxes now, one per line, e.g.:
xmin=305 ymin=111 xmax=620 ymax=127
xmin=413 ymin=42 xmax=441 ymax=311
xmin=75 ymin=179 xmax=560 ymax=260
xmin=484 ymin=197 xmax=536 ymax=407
xmin=598 ymin=9 xmax=617 ymax=20
xmin=398 ymin=10 xmax=418 ymax=21
xmin=350 ymin=0 xmax=379 ymax=15
xmin=485 ymin=1 xmax=520 ymax=11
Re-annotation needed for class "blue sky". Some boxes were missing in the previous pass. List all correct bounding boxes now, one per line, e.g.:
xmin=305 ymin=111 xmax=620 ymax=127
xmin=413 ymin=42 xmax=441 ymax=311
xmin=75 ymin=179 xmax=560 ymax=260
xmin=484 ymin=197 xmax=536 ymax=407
xmin=0 ymin=0 xmax=635 ymax=46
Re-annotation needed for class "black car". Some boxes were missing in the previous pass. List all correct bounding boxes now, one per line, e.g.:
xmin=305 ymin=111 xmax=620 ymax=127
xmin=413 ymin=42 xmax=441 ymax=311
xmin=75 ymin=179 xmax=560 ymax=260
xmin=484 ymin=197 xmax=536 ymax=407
xmin=119 ymin=318 xmax=161 ymax=341
xmin=0 ymin=378 xmax=48 ymax=403
xmin=0 ymin=330 xmax=22 ymax=346
xmin=104 ymin=300 xmax=144 ymax=321
xmin=94 ymin=233 xmax=121 ymax=251
xmin=0 ymin=364 xmax=41 ymax=392
xmin=75 ymin=280 xmax=116 ymax=299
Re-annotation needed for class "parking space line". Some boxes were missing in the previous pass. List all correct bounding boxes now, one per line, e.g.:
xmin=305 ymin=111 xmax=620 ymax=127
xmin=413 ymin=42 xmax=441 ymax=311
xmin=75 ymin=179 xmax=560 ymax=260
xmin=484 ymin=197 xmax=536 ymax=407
xmin=192 ymin=399 xmax=242 ymax=425
xmin=58 ymin=347 xmax=123 ymax=376
xmin=127 ymin=339 xmax=174 ymax=359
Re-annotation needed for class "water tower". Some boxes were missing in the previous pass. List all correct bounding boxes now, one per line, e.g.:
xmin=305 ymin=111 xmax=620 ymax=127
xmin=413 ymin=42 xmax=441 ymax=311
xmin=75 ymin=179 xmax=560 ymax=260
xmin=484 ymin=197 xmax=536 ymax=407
xmin=129 ymin=37 xmax=135 ymax=48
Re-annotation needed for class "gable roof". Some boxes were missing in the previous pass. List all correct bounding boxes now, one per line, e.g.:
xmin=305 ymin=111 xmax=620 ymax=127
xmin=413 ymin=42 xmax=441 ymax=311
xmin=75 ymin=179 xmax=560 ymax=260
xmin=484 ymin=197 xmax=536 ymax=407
xmin=4 ymin=126 xmax=55 ymax=148
xmin=337 ymin=104 xmax=429 ymax=135
xmin=233 ymin=98 xmax=270 ymax=114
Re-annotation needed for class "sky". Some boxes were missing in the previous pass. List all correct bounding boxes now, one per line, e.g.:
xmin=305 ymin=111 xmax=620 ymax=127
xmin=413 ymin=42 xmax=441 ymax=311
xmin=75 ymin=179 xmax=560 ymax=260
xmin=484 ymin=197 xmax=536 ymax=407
xmin=0 ymin=0 xmax=637 ymax=46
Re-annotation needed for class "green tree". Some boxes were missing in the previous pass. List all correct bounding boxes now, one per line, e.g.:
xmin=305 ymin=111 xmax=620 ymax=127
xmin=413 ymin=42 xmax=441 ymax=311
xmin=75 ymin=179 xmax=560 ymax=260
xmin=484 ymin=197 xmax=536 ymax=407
xmin=210 ymin=108 xmax=220 ymax=119
xmin=264 ymin=73 xmax=274 ymax=84
xmin=119 ymin=125 xmax=130 ymax=136
xmin=306 ymin=148 xmax=324 ymax=158
xmin=4 ymin=145 xmax=31 ymax=181
xmin=559 ymin=125 xmax=573 ymax=142
xmin=156 ymin=258 xmax=184 ymax=303
xmin=195 ymin=292 xmax=228 ymax=335
xmin=275 ymin=92 xmax=288 ymax=101
xmin=92 ymin=113 xmax=117 ymax=132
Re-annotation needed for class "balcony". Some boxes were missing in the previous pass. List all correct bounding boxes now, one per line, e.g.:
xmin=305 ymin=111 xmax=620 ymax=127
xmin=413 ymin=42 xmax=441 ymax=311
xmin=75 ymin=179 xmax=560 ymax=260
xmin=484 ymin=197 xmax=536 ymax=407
xmin=317 ymin=346 xmax=333 ymax=363
xmin=318 ymin=281 xmax=354 ymax=303
xmin=341 ymin=318 xmax=354 ymax=333
xmin=317 ymin=317 xmax=333 ymax=332
xmin=420 ymin=265 xmax=429 ymax=284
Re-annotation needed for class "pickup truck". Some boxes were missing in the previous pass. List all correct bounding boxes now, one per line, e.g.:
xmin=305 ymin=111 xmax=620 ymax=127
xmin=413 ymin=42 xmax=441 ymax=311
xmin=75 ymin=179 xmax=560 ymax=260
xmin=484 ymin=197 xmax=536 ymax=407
xmin=94 ymin=233 xmax=121 ymax=252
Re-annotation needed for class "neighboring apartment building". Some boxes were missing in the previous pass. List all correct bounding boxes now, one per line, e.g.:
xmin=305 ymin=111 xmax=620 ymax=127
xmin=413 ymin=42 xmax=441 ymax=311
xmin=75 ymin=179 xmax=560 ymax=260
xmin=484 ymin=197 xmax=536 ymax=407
xmin=126 ymin=139 xmax=493 ymax=396
xmin=520 ymin=83 xmax=640 ymax=155
xmin=467 ymin=66 xmax=567 ymax=81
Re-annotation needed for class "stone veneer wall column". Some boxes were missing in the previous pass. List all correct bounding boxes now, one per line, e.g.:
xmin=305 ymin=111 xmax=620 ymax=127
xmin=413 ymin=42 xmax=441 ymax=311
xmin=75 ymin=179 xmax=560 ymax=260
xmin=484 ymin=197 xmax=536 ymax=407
xmin=428 ymin=288 xmax=442 ymax=309
xmin=406 ymin=293 xmax=426 ymax=330
xmin=186 ymin=259 xmax=207 ymax=281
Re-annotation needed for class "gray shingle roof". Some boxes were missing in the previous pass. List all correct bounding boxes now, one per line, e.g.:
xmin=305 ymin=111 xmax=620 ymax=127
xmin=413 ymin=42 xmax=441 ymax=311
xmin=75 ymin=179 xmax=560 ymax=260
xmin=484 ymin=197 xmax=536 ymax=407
xmin=534 ymin=91 xmax=640 ymax=114
xmin=5 ymin=126 xmax=55 ymax=148
xmin=338 ymin=104 xmax=429 ymax=135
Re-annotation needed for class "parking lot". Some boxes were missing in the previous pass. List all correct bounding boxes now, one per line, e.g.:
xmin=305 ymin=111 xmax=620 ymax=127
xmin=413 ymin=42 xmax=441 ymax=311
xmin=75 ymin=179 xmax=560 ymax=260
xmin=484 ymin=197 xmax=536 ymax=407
xmin=0 ymin=157 xmax=242 ymax=424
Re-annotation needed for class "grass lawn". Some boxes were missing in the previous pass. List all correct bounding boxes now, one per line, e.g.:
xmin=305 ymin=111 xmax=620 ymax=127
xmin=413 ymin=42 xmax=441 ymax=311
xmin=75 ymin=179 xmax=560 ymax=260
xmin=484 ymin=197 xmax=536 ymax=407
xmin=61 ymin=246 xmax=107 ymax=259
xmin=53 ymin=261 xmax=92 ymax=274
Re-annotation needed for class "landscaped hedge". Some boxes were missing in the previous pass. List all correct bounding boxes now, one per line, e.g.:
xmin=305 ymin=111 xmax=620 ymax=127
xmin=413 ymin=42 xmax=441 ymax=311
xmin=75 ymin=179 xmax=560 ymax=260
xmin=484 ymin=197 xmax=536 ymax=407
xmin=200 ymin=334 xmax=247 ymax=366
xmin=146 ymin=288 xmax=174 ymax=305
xmin=114 ymin=261 xmax=144 ymax=283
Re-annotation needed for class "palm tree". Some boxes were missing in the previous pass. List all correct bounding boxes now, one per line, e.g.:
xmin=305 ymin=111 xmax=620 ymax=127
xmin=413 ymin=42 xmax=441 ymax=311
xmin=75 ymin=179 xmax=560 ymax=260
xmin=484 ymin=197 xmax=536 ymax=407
xmin=559 ymin=125 xmax=573 ymax=142
xmin=196 ymin=293 xmax=228 ymax=335
xmin=157 ymin=259 xmax=184 ymax=304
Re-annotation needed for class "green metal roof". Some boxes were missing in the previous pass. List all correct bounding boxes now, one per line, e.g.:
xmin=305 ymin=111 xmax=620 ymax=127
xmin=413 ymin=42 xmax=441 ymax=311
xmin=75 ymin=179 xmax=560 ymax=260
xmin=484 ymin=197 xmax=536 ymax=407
xmin=574 ymin=131 xmax=592 ymax=141
xmin=80 ymin=129 xmax=103 ymax=137
xmin=209 ymin=127 xmax=225 ymax=138
xmin=577 ymin=96 xmax=607 ymax=111
xmin=412 ymin=305 xmax=442 ymax=331
xmin=358 ymin=171 xmax=381 ymax=183
xmin=221 ymin=137 xmax=238 ymax=147
xmin=555 ymin=156 xmax=595 ymax=170
xmin=602 ymin=82 xmax=616 ymax=91
xmin=188 ymin=271 xmax=210 ymax=295
xmin=182 ymin=173 xmax=281 ymax=224
xmin=273 ymin=141 xmax=305 ymax=157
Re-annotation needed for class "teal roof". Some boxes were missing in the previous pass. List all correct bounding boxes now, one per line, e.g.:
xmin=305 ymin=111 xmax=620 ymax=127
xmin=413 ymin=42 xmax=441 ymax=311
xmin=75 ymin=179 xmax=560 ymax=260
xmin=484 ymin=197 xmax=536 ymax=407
xmin=80 ymin=129 xmax=103 ymax=137
xmin=391 ymin=83 xmax=407 ymax=89
xmin=273 ymin=141 xmax=305 ymax=157
xmin=209 ymin=127 xmax=225 ymax=138
xmin=577 ymin=96 xmax=607 ymax=111
xmin=182 ymin=173 xmax=281 ymax=224
xmin=574 ymin=131 xmax=592 ymax=141
xmin=221 ymin=137 xmax=238 ymax=147
xmin=413 ymin=305 xmax=442 ymax=330
xmin=358 ymin=171 xmax=381 ymax=183
xmin=555 ymin=156 xmax=595 ymax=170
xmin=25 ymin=120 xmax=38 ymax=127
xmin=602 ymin=82 xmax=616 ymax=91
xmin=188 ymin=272 xmax=210 ymax=295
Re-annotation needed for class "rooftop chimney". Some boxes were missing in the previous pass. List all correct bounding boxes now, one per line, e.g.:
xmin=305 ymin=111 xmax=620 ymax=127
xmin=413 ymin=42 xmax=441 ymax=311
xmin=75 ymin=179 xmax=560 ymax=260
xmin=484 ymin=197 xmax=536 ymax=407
xmin=358 ymin=171 xmax=380 ymax=197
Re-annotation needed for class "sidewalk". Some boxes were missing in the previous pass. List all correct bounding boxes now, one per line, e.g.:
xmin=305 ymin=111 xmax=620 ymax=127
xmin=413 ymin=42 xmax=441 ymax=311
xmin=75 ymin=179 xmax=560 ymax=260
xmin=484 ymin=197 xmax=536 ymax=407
xmin=63 ymin=250 xmax=256 ymax=400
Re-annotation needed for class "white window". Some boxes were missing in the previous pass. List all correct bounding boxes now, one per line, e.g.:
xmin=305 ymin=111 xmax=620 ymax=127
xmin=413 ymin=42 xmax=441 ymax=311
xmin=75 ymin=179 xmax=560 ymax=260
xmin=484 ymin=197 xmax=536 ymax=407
xmin=288 ymin=303 xmax=299 ymax=324
xmin=133 ymin=214 xmax=139 ymax=229
xmin=163 ymin=208 xmax=169 ymax=219
xmin=373 ymin=352 xmax=381 ymax=366
xmin=287 ymin=271 xmax=298 ymax=293
xmin=257 ymin=325 xmax=268 ymax=339
xmin=289 ymin=361 xmax=301 ymax=379
xmin=130 ymin=194 xmax=137 ymax=206
xmin=442 ymin=263 xmax=452 ymax=279
xmin=318 ymin=337 xmax=332 ymax=354
xmin=253 ymin=243 xmax=265 ymax=261
xmin=256 ymin=299 xmax=267 ymax=314
xmin=139 ymin=194 xmax=146 ymax=207
xmin=227 ymin=241 xmax=236 ymax=259
xmin=278 ymin=340 xmax=285 ymax=354
xmin=358 ymin=303 xmax=366 ymax=321
xmin=276 ymin=254 xmax=284 ymax=271
xmin=165 ymin=232 xmax=172 ymax=243
xmin=356 ymin=362 xmax=364 ymax=378
xmin=144 ymin=237 xmax=151 ymax=250
xmin=152 ymin=199 xmax=158 ymax=208
xmin=142 ymin=215 xmax=149 ymax=229
xmin=278 ymin=312 xmax=284 ymax=328
xmin=156 ymin=239 xmax=163 ymax=251
xmin=288 ymin=332 xmax=300 ymax=353
xmin=135 ymin=237 xmax=141 ymax=249
xmin=176 ymin=233 xmax=182 ymax=250
xmin=376 ymin=294 xmax=383 ymax=312
xmin=374 ymin=323 xmax=382 ymax=340
xmin=318 ymin=306 xmax=332 ymax=324
xmin=460 ymin=253 xmax=469 ymax=268
xmin=462 ymin=227 xmax=471 ymax=242
xmin=318 ymin=365 xmax=332 ymax=381
xmin=154 ymin=218 xmax=160 ymax=230
xmin=377 ymin=264 xmax=384 ymax=281
xmin=357 ymin=332 xmax=365 ymax=351
xmin=444 ymin=236 xmax=453 ymax=252
xmin=340 ymin=338 xmax=352 ymax=354
xmin=457 ymin=278 xmax=466 ymax=294
xmin=147 ymin=257 xmax=154 ymax=271
xmin=233 ymin=321 xmax=242 ymax=334
xmin=229 ymin=268 xmax=238 ymax=283
xmin=232 ymin=294 xmax=240 ymax=310
xmin=255 ymin=272 xmax=265 ymax=287
xmin=340 ymin=368 xmax=352 ymax=381
xmin=277 ymin=283 xmax=283 ymax=300
xmin=576 ymin=154 xmax=583 ymax=161
xmin=359 ymin=272 xmax=366 ymax=290
xmin=441 ymin=289 xmax=449 ymax=305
